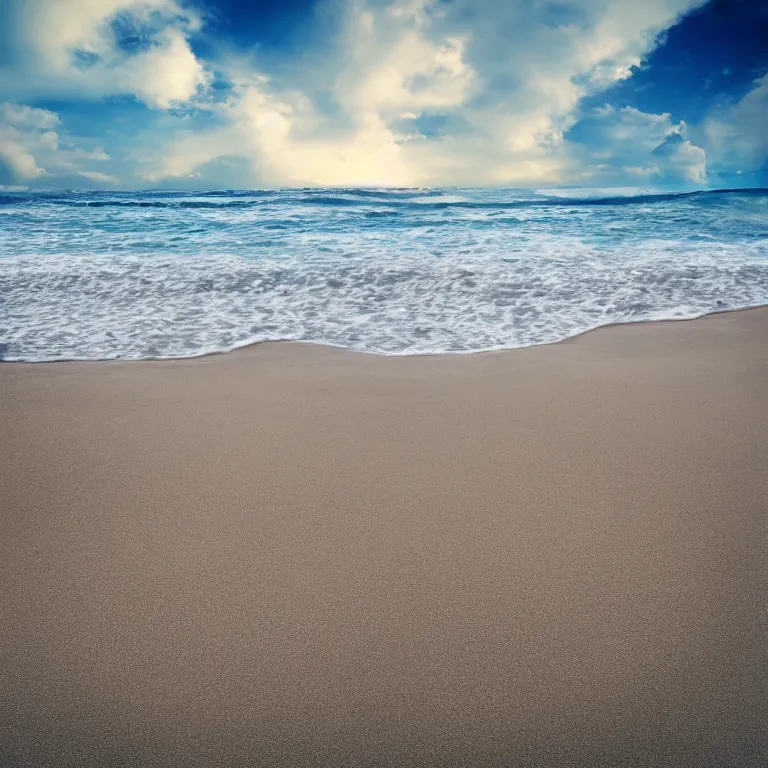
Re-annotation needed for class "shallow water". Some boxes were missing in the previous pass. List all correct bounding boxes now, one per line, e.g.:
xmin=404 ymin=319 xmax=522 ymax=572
xmin=1 ymin=187 xmax=767 ymax=360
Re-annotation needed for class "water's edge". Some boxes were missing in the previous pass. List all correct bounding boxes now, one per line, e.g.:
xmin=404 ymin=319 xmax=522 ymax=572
xmin=4 ymin=187 xmax=766 ymax=362
xmin=4 ymin=302 xmax=766 ymax=364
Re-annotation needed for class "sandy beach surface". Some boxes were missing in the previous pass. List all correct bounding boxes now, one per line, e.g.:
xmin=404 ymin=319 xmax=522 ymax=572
xmin=2 ymin=309 xmax=767 ymax=767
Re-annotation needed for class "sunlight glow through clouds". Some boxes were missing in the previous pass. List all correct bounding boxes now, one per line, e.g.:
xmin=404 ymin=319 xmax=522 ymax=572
xmin=0 ymin=0 xmax=765 ymax=188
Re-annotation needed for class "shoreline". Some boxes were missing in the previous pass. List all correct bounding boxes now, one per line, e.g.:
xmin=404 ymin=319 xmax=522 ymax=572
xmin=3 ymin=305 xmax=767 ymax=767
xmin=2 ymin=302 xmax=768 ymax=365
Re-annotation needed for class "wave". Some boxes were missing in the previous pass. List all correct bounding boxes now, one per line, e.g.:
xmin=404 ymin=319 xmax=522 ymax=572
xmin=3 ymin=239 xmax=768 ymax=360
xmin=538 ymin=187 xmax=768 ymax=206
xmin=1 ymin=187 xmax=765 ymax=210
xmin=2 ymin=183 xmax=766 ymax=361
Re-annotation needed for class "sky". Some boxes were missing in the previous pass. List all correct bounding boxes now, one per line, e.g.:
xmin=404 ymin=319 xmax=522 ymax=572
xmin=0 ymin=0 xmax=766 ymax=189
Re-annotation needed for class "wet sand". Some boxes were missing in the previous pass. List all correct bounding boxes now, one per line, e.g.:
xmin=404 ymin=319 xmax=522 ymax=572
xmin=2 ymin=309 xmax=767 ymax=767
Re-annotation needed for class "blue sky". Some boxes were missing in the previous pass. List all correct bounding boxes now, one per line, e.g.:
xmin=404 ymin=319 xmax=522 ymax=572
xmin=0 ymin=0 xmax=766 ymax=189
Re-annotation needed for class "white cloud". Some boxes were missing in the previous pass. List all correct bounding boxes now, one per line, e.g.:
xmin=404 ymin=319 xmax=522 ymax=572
xmin=375 ymin=0 xmax=707 ymax=185
xmin=0 ymin=102 xmax=61 ymax=131
xmin=139 ymin=81 xmax=416 ymax=186
xmin=71 ymin=147 xmax=112 ymax=161
xmin=0 ymin=134 xmax=46 ymax=182
xmin=337 ymin=3 xmax=475 ymax=118
xmin=566 ymin=105 xmax=707 ymax=185
xmin=0 ymin=102 xmax=119 ymax=185
xmin=0 ymin=103 xmax=60 ymax=181
xmin=122 ymin=28 xmax=210 ymax=109
xmin=138 ymin=124 xmax=246 ymax=182
xmin=78 ymin=170 xmax=120 ymax=184
xmin=136 ymin=0 xmax=703 ymax=186
xmin=704 ymin=73 xmax=768 ymax=175
xmin=5 ymin=0 xmax=209 ymax=110
xmin=6 ymin=0 xmax=712 ymax=187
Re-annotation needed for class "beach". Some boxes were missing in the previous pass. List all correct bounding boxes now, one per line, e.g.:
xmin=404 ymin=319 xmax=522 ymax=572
xmin=2 ymin=308 xmax=767 ymax=767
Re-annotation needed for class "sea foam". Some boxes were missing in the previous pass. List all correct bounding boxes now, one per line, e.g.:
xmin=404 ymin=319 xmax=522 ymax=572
xmin=1 ymin=187 xmax=767 ymax=361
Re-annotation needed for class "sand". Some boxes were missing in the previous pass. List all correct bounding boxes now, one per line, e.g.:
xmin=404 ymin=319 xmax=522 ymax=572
xmin=2 ymin=308 xmax=767 ymax=767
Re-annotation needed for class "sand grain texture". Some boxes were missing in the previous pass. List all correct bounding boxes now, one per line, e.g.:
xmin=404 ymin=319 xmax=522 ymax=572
xmin=2 ymin=310 xmax=767 ymax=767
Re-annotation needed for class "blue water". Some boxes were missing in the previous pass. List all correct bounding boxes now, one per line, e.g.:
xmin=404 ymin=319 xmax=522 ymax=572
xmin=1 ymin=187 xmax=767 ymax=361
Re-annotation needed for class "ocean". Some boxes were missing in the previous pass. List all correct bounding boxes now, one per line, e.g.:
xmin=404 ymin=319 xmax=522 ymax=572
xmin=1 ymin=187 xmax=767 ymax=361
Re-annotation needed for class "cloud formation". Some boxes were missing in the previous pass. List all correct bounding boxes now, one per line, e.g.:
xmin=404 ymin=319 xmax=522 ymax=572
xmin=0 ymin=103 xmax=57 ymax=181
xmin=0 ymin=0 xmax=763 ymax=188
xmin=138 ymin=0 xmax=709 ymax=187
xmin=3 ymin=0 xmax=209 ymax=107
xmin=0 ymin=102 xmax=116 ymax=185
xmin=704 ymin=72 xmax=768 ymax=180
xmin=566 ymin=105 xmax=707 ymax=185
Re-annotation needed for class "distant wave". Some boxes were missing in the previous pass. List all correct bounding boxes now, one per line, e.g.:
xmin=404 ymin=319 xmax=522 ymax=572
xmin=1 ymin=187 xmax=766 ymax=211
xmin=537 ymin=187 xmax=768 ymax=206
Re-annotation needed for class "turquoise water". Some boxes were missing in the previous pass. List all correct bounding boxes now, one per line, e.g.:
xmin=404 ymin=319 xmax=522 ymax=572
xmin=1 ymin=187 xmax=767 ymax=360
